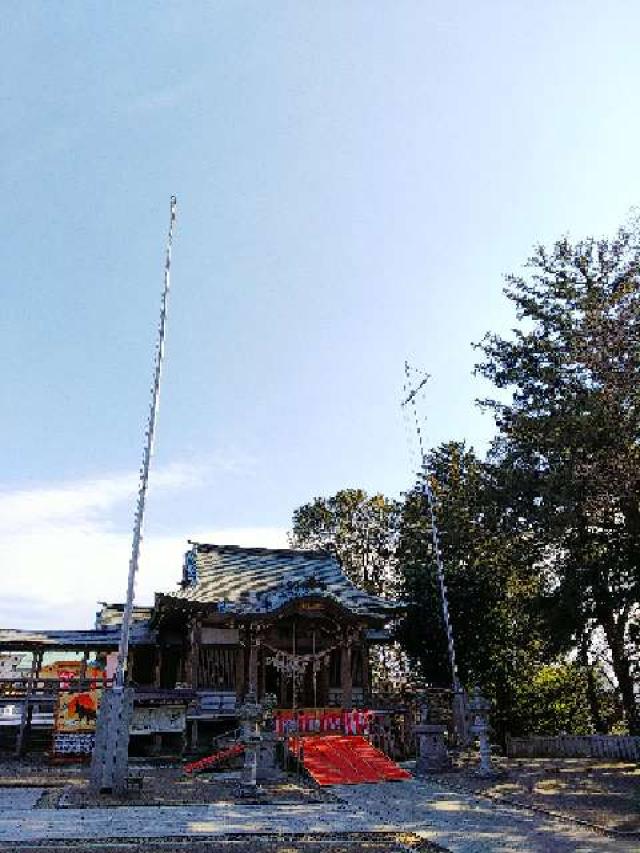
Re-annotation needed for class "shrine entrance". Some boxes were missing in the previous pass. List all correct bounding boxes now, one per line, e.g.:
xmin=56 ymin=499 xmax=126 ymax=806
xmin=259 ymin=606 xmax=352 ymax=709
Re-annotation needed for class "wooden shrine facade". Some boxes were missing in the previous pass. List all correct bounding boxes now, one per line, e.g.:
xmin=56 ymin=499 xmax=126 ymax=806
xmin=147 ymin=595 xmax=374 ymax=709
xmin=133 ymin=543 xmax=403 ymax=711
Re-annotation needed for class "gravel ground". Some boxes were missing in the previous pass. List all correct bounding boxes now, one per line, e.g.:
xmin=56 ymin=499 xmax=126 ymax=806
xmin=0 ymin=754 xmax=637 ymax=852
xmin=336 ymin=779 xmax=640 ymax=853
xmin=428 ymin=755 xmax=640 ymax=834
xmin=0 ymin=758 xmax=336 ymax=810
xmin=59 ymin=767 xmax=338 ymax=808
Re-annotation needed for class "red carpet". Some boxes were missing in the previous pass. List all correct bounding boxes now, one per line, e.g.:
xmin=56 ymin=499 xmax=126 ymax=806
xmin=289 ymin=734 xmax=411 ymax=786
xmin=184 ymin=742 xmax=244 ymax=774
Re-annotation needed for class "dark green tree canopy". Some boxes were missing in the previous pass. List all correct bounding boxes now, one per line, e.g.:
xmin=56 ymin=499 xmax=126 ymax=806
xmin=287 ymin=219 xmax=639 ymax=736
xmin=476 ymin=220 xmax=640 ymax=733
xmin=290 ymin=488 xmax=401 ymax=597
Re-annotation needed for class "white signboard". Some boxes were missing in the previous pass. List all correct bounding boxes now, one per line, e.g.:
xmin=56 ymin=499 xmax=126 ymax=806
xmin=129 ymin=705 xmax=186 ymax=735
xmin=200 ymin=627 xmax=239 ymax=645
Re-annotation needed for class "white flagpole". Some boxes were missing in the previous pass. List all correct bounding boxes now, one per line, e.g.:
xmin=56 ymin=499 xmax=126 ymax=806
xmin=114 ymin=196 xmax=177 ymax=688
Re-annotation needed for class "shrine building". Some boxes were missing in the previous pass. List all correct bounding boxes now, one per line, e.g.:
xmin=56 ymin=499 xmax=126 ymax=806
xmin=0 ymin=542 xmax=404 ymax=754
xmin=145 ymin=543 xmax=401 ymax=707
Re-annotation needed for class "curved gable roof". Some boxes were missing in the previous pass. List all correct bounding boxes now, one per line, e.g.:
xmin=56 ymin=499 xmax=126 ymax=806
xmin=170 ymin=543 xmax=401 ymax=619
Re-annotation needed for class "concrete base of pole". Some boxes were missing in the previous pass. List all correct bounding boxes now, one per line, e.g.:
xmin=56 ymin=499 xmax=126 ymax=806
xmin=414 ymin=724 xmax=451 ymax=773
xmin=90 ymin=688 xmax=134 ymax=796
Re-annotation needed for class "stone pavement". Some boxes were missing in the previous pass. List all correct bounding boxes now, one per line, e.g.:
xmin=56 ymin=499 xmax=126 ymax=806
xmin=0 ymin=800 xmax=375 ymax=843
xmin=0 ymin=779 xmax=636 ymax=851
xmin=334 ymin=779 xmax=638 ymax=852
xmin=0 ymin=788 xmax=45 ymax=810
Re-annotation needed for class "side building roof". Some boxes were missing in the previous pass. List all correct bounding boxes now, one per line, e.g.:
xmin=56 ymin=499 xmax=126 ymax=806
xmin=0 ymin=621 xmax=153 ymax=652
xmin=95 ymin=602 xmax=154 ymax=629
xmin=167 ymin=542 xmax=403 ymax=620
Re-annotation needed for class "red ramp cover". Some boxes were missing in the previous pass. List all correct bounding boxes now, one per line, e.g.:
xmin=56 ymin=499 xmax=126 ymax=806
xmin=184 ymin=742 xmax=244 ymax=774
xmin=290 ymin=734 xmax=411 ymax=786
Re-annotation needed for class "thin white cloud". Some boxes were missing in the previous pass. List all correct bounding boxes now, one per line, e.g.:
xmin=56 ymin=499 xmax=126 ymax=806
xmin=0 ymin=464 xmax=288 ymax=631
xmin=0 ymin=462 xmax=200 ymax=532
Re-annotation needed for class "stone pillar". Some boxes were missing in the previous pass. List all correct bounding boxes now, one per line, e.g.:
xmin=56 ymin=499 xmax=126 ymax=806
xmin=239 ymin=696 xmax=262 ymax=788
xmin=340 ymin=642 xmax=352 ymax=711
xmin=256 ymin=731 xmax=278 ymax=781
xmin=453 ymin=687 xmax=471 ymax=746
xmin=415 ymin=724 xmax=450 ymax=772
xmin=243 ymin=742 xmax=258 ymax=786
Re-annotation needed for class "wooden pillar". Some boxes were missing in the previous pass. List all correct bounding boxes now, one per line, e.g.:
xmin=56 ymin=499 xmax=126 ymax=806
xmin=16 ymin=649 xmax=41 ymax=757
xmin=341 ymin=641 xmax=352 ymax=711
xmin=361 ymin=641 xmax=370 ymax=703
xmin=259 ymin=645 xmax=266 ymax=701
xmin=188 ymin=616 xmax=201 ymax=689
xmin=79 ymin=650 xmax=89 ymax=682
xmin=127 ymin=648 xmax=135 ymax=684
xmin=360 ymin=625 xmax=371 ymax=707
xmin=319 ymin=656 xmax=330 ymax=706
xmin=248 ymin=633 xmax=258 ymax=697
xmin=279 ymin=667 xmax=287 ymax=707
xmin=154 ymin=646 xmax=163 ymax=688
xmin=235 ymin=642 xmax=245 ymax=701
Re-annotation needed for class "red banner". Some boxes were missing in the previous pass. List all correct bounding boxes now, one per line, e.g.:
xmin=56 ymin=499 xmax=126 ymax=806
xmin=274 ymin=708 xmax=373 ymax=736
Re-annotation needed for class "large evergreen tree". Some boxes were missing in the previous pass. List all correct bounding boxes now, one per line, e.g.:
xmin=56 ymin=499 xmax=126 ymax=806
xmin=476 ymin=221 xmax=640 ymax=733
xmin=397 ymin=441 xmax=550 ymax=740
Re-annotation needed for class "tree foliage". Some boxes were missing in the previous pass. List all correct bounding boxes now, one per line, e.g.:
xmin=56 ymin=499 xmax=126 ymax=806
xmin=289 ymin=218 xmax=640 ymax=736
xmin=397 ymin=441 xmax=553 ymax=740
xmin=476 ymin=221 xmax=640 ymax=733
xmin=290 ymin=489 xmax=401 ymax=597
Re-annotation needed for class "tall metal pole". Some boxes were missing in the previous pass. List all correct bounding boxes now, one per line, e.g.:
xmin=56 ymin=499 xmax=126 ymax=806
xmin=114 ymin=196 xmax=177 ymax=688
xmin=418 ymin=464 xmax=461 ymax=693
xmin=402 ymin=362 xmax=461 ymax=693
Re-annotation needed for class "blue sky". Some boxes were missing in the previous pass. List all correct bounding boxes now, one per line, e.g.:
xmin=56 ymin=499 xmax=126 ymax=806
xmin=2 ymin=2 xmax=640 ymax=629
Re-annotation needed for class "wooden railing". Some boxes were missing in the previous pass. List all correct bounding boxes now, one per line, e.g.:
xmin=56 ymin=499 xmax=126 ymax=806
xmin=0 ymin=677 xmax=113 ymax=702
xmin=506 ymin=734 xmax=640 ymax=761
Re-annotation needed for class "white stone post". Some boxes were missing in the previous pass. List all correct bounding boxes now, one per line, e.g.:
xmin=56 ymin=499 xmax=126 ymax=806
xmin=469 ymin=686 xmax=494 ymax=777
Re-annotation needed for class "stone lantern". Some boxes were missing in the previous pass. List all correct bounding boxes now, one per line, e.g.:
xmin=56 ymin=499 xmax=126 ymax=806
xmin=469 ymin=686 xmax=494 ymax=776
xmin=238 ymin=693 xmax=262 ymax=786
xmin=238 ymin=692 xmax=278 ymax=786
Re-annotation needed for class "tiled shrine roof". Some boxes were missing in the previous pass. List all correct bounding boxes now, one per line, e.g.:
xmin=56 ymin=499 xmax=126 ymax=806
xmin=169 ymin=543 xmax=402 ymax=619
